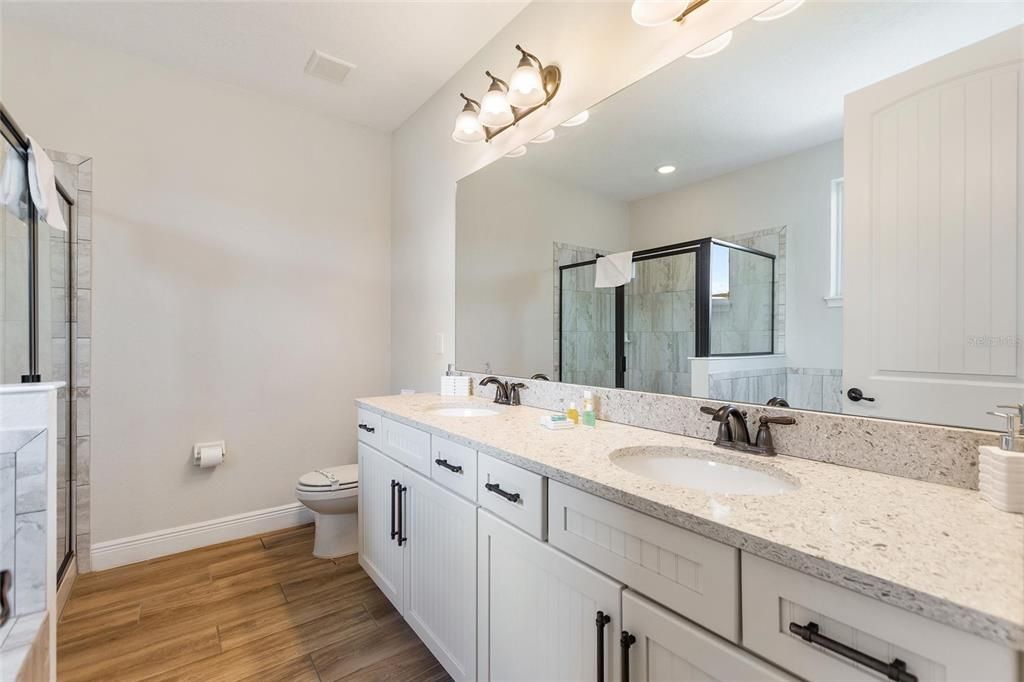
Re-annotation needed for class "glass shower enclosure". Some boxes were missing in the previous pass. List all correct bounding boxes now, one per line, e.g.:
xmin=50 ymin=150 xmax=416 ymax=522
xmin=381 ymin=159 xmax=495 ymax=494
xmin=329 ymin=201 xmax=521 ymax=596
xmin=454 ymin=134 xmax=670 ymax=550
xmin=0 ymin=105 xmax=77 ymax=581
xmin=559 ymin=238 xmax=775 ymax=393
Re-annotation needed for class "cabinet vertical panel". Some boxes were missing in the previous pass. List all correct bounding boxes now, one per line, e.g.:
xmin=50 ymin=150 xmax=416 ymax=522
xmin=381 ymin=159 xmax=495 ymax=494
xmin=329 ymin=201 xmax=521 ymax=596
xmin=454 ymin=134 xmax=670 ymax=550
xmin=477 ymin=510 xmax=622 ymax=682
xmin=405 ymin=475 xmax=478 ymax=681
xmin=357 ymin=443 xmax=404 ymax=611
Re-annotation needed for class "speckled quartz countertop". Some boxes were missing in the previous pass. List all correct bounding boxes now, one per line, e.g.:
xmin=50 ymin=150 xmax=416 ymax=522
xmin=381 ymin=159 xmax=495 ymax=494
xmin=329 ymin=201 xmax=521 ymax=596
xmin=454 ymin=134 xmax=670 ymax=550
xmin=357 ymin=393 xmax=1024 ymax=650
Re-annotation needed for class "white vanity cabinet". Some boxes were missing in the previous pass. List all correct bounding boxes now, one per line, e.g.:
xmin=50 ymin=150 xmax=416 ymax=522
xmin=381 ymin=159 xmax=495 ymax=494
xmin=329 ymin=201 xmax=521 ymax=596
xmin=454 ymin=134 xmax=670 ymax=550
xmin=477 ymin=510 xmax=623 ymax=682
xmin=621 ymin=590 xmax=795 ymax=682
xmin=358 ymin=440 xmax=477 ymax=681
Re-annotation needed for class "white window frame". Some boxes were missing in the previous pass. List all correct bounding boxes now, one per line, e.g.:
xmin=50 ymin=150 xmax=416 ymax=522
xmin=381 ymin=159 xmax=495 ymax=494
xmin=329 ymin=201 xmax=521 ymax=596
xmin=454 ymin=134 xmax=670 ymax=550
xmin=825 ymin=177 xmax=844 ymax=307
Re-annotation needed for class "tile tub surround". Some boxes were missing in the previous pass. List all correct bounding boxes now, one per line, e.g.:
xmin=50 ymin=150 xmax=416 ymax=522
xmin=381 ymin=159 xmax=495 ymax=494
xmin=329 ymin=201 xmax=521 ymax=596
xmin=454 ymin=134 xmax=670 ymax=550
xmin=0 ymin=429 xmax=47 ymax=619
xmin=463 ymin=372 xmax=995 ymax=490
xmin=356 ymin=393 xmax=1024 ymax=650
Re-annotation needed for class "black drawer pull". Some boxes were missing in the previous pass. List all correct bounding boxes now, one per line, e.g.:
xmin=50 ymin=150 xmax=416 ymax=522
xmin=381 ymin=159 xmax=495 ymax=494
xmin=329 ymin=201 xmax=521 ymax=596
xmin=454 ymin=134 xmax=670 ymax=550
xmin=789 ymin=622 xmax=917 ymax=682
xmin=396 ymin=483 xmax=408 ymax=546
xmin=595 ymin=611 xmax=611 ymax=682
xmin=484 ymin=482 xmax=521 ymax=503
xmin=358 ymin=423 xmax=376 ymax=433
xmin=435 ymin=458 xmax=464 ymax=474
xmin=390 ymin=480 xmax=399 ymax=540
xmin=620 ymin=631 xmax=636 ymax=682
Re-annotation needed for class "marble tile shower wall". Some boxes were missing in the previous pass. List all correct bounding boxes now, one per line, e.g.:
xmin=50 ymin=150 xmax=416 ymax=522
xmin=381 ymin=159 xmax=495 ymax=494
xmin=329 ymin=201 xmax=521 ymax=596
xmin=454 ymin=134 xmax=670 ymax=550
xmin=709 ymin=248 xmax=774 ymax=354
xmin=707 ymin=366 xmax=843 ymax=412
xmin=0 ymin=429 xmax=47 ymax=619
xmin=554 ymin=242 xmax=615 ymax=385
xmin=624 ymin=253 xmax=696 ymax=396
xmin=724 ymin=226 xmax=786 ymax=354
xmin=50 ymin=152 xmax=93 ymax=574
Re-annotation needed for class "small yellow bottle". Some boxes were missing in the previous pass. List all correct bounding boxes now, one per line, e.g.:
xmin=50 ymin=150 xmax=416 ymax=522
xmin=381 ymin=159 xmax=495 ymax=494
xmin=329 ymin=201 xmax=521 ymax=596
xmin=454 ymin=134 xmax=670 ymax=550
xmin=566 ymin=401 xmax=580 ymax=425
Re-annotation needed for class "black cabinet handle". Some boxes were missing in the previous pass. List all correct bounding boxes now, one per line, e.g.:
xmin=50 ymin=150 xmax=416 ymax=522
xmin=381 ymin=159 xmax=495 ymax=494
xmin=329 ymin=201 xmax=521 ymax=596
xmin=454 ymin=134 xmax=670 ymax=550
xmin=595 ymin=611 xmax=611 ymax=682
xmin=485 ymin=482 xmax=521 ymax=503
xmin=358 ymin=423 xmax=376 ymax=433
xmin=846 ymin=388 xmax=875 ymax=403
xmin=620 ymin=630 xmax=636 ymax=682
xmin=390 ymin=480 xmax=398 ymax=540
xmin=435 ymin=458 xmax=463 ymax=474
xmin=789 ymin=622 xmax=917 ymax=682
xmin=396 ymin=483 xmax=408 ymax=546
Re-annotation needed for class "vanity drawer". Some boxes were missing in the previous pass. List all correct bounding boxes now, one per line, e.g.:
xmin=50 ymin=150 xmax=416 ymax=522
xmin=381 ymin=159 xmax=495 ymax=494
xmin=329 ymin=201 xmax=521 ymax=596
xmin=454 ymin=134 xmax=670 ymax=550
xmin=477 ymin=452 xmax=546 ymax=539
xmin=742 ymin=552 xmax=1018 ymax=682
xmin=431 ymin=435 xmax=477 ymax=502
xmin=548 ymin=481 xmax=739 ymax=643
xmin=356 ymin=408 xmax=382 ymax=449
xmin=380 ymin=417 xmax=431 ymax=476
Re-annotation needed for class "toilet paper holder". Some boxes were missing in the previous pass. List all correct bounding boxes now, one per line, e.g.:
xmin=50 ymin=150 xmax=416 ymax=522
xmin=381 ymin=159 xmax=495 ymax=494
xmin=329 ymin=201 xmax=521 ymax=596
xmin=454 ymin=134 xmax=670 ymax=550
xmin=193 ymin=440 xmax=226 ymax=466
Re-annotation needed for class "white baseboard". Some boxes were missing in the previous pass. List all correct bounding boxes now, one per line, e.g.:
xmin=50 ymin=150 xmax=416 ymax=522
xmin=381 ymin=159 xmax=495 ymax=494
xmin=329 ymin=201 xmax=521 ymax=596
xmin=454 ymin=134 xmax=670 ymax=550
xmin=90 ymin=502 xmax=314 ymax=571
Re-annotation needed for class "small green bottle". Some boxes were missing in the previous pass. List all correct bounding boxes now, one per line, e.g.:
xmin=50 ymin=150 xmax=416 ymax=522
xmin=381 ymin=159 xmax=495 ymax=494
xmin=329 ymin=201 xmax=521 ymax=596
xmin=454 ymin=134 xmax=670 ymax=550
xmin=581 ymin=390 xmax=596 ymax=428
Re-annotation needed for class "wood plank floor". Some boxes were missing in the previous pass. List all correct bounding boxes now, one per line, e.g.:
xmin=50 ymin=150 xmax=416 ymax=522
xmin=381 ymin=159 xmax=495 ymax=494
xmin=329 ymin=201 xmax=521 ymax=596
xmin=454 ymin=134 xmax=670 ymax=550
xmin=57 ymin=524 xmax=452 ymax=681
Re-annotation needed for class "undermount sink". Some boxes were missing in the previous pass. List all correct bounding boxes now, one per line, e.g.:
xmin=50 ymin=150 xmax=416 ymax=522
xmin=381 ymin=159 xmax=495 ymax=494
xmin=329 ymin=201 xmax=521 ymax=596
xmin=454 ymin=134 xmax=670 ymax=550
xmin=429 ymin=404 xmax=501 ymax=418
xmin=610 ymin=446 xmax=799 ymax=495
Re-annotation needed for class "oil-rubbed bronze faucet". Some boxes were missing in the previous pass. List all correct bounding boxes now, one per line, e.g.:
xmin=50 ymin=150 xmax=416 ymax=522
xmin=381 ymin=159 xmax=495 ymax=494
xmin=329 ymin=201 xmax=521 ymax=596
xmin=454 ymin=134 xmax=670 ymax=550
xmin=480 ymin=376 xmax=511 ymax=405
xmin=700 ymin=404 xmax=795 ymax=456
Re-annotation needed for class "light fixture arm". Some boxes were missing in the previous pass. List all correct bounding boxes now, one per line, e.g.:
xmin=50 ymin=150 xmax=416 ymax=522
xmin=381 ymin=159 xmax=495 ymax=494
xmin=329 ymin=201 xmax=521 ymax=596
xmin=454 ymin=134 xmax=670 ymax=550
xmin=514 ymin=44 xmax=543 ymax=69
xmin=459 ymin=93 xmax=481 ymax=111
xmin=485 ymin=71 xmax=509 ymax=92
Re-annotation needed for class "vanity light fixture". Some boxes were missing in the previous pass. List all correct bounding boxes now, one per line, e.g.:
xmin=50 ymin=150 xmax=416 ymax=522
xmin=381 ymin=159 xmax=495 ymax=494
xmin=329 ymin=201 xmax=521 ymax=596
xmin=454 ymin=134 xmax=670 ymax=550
xmin=560 ymin=110 xmax=590 ymax=127
xmin=686 ymin=30 xmax=733 ymax=58
xmin=505 ymin=145 xmax=528 ymax=158
xmin=451 ymin=45 xmax=561 ymax=144
xmin=630 ymin=0 xmax=709 ymax=26
xmin=657 ymin=165 xmax=677 ymax=174
xmin=531 ymin=129 xmax=556 ymax=144
xmin=753 ymin=0 xmax=804 ymax=22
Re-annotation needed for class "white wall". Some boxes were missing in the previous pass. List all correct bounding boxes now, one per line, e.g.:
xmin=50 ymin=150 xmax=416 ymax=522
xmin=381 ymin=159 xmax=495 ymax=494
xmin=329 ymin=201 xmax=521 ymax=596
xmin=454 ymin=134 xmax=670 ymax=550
xmin=391 ymin=0 xmax=775 ymax=392
xmin=3 ymin=26 xmax=391 ymax=543
xmin=629 ymin=140 xmax=844 ymax=370
xmin=456 ymin=161 xmax=628 ymax=378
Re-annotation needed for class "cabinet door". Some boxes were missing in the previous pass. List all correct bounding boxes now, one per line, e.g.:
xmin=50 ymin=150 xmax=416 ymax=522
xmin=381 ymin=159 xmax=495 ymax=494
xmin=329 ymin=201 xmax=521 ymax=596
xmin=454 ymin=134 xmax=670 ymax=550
xmin=622 ymin=591 xmax=794 ymax=682
xmin=405 ymin=473 xmax=478 ymax=681
xmin=357 ymin=443 xmax=405 ymax=611
xmin=478 ymin=510 xmax=622 ymax=682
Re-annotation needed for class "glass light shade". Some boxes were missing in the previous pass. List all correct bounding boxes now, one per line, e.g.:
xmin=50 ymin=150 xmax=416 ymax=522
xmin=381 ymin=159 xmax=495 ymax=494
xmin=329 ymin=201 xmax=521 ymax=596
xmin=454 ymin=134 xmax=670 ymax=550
xmin=631 ymin=0 xmax=691 ymax=27
xmin=753 ymin=0 xmax=804 ymax=21
xmin=508 ymin=63 xmax=546 ymax=108
xmin=560 ymin=110 xmax=590 ymax=127
xmin=505 ymin=145 xmax=527 ymax=158
xmin=479 ymin=88 xmax=514 ymax=127
xmin=530 ymin=129 xmax=555 ymax=144
xmin=686 ymin=31 xmax=733 ymax=59
xmin=451 ymin=108 xmax=484 ymax=143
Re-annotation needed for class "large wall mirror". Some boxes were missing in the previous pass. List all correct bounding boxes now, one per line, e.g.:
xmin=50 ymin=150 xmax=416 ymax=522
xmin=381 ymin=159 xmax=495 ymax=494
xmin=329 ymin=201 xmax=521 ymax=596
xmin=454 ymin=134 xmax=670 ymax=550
xmin=456 ymin=2 xmax=1023 ymax=430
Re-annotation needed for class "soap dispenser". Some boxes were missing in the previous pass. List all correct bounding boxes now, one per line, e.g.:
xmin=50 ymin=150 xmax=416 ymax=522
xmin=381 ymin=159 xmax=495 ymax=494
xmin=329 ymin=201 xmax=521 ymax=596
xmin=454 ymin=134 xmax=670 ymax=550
xmin=988 ymin=403 xmax=1024 ymax=452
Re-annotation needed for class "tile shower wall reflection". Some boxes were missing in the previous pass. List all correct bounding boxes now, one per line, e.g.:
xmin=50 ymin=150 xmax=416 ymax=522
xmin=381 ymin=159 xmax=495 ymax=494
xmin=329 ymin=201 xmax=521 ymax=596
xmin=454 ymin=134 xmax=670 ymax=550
xmin=709 ymin=243 xmax=774 ymax=355
xmin=624 ymin=252 xmax=696 ymax=395
xmin=560 ymin=263 xmax=616 ymax=387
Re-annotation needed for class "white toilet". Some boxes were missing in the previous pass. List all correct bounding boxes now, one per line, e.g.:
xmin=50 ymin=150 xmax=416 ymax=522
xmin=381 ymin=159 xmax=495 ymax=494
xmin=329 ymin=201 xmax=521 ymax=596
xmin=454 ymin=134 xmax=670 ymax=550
xmin=295 ymin=464 xmax=359 ymax=559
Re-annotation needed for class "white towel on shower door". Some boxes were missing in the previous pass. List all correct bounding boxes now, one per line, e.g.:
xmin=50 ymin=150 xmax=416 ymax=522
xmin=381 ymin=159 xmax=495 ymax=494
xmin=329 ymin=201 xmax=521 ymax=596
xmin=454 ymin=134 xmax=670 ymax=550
xmin=594 ymin=251 xmax=634 ymax=288
xmin=27 ymin=136 xmax=68 ymax=232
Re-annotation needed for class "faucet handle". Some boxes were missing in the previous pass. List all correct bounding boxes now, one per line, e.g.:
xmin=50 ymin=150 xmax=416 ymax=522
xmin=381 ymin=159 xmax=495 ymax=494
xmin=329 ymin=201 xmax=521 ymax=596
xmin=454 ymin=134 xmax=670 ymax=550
xmin=509 ymin=382 xmax=527 ymax=406
xmin=760 ymin=415 xmax=796 ymax=426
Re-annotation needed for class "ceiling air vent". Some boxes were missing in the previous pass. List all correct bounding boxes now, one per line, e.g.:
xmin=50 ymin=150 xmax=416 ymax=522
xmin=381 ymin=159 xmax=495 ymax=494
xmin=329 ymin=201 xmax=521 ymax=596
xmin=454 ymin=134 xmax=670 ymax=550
xmin=304 ymin=50 xmax=356 ymax=85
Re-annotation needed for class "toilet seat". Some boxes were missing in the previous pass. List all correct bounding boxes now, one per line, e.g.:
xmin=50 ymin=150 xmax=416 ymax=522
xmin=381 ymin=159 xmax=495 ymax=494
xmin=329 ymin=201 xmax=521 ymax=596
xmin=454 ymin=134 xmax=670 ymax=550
xmin=297 ymin=464 xmax=358 ymax=493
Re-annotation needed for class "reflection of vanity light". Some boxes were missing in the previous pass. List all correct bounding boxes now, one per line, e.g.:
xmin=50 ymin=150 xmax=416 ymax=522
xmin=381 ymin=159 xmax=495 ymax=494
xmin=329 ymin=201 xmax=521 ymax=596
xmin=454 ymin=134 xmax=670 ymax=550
xmin=753 ymin=0 xmax=804 ymax=22
xmin=686 ymin=31 xmax=733 ymax=59
xmin=505 ymin=145 xmax=527 ymax=158
xmin=657 ymin=165 xmax=676 ymax=174
xmin=531 ymin=129 xmax=556 ymax=144
xmin=630 ymin=0 xmax=692 ymax=27
xmin=560 ymin=110 xmax=590 ymax=127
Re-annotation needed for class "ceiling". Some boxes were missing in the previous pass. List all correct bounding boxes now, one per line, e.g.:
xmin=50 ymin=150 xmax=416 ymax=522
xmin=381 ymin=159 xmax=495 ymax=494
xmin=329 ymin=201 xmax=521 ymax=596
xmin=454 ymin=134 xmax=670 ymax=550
xmin=3 ymin=1 xmax=529 ymax=132
xmin=498 ymin=1 xmax=1023 ymax=202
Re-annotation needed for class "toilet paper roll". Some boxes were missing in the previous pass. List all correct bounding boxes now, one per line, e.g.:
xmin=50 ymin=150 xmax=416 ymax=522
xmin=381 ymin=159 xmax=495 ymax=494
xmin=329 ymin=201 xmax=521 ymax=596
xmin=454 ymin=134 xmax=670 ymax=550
xmin=198 ymin=445 xmax=224 ymax=468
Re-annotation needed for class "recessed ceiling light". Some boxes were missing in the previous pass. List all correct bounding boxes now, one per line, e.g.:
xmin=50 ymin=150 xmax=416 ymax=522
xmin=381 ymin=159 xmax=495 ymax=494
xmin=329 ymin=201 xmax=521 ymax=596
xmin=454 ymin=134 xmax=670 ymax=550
xmin=753 ymin=0 xmax=804 ymax=22
xmin=560 ymin=110 xmax=590 ymax=127
xmin=505 ymin=146 xmax=528 ymax=158
xmin=686 ymin=31 xmax=733 ymax=59
xmin=657 ymin=165 xmax=676 ymax=175
xmin=531 ymin=129 xmax=556 ymax=144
